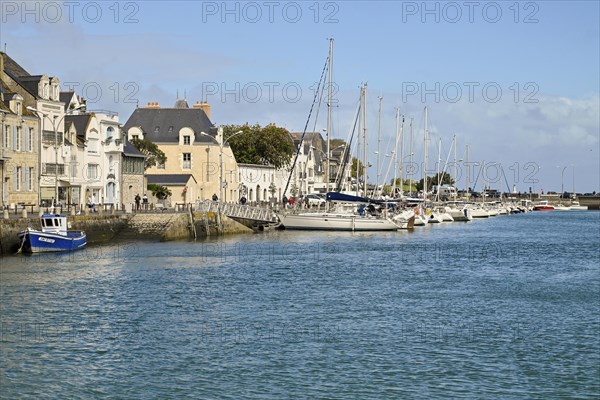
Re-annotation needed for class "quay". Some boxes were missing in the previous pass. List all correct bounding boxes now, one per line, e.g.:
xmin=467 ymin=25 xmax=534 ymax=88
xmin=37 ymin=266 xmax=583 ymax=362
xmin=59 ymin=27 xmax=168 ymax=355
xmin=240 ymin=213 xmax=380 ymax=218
xmin=0 ymin=203 xmax=260 ymax=256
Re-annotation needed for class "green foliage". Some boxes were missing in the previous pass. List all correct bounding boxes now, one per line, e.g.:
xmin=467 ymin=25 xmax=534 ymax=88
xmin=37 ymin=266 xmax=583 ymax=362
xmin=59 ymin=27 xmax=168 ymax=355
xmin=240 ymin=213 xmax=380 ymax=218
xmin=131 ymin=138 xmax=167 ymax=170
xmin=390 ymin=178 xmax=417 ymax=191
xmin=147 ymin=184 xmax=172 ymax=200
xmin=223 ymin=123 xmax=295 ymax=169
xmin=414 ymin=172 xmax=455 ymax=192
xmin=351 ymin=157 xmax=364 ymax=178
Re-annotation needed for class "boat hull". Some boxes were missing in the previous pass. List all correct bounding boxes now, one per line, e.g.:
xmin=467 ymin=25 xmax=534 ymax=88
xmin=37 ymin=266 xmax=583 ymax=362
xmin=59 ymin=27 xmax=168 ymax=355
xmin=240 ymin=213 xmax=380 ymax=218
xmin=279 ymin=213 xmax=400 ymax=231
xmin=533 ymin=206 xmax=555 ymax=211
xmin=18 ymin=229 xmax=87 ymax=253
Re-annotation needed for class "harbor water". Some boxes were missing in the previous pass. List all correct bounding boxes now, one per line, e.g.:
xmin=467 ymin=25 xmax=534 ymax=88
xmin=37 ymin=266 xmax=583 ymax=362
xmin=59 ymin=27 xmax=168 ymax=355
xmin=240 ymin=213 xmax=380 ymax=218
xmin=1 ymin=211 xmax=599 ymax=398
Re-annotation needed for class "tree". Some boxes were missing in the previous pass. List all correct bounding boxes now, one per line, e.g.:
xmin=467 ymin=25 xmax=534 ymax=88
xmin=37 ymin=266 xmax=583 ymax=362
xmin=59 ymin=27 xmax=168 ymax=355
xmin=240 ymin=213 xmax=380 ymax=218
xmin=351 ymin=157 xmax=365 ymax=180
xmin=390 ymin=178 xmax=417 ymax=192
xmin=414 ymin=172 xmax=455 ymax=192
xmin=223 ymin=123 xmax=295 ymax=169
xmin=131 ymin=138 xmax=167 ymax=170
xmin=147 ymin=184 xmax=172 ymax=200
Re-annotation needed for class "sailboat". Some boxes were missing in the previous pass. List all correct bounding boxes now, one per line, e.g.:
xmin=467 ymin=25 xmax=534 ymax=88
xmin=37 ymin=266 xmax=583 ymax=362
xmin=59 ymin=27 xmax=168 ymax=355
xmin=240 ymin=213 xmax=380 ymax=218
xmin=278 ymin=40 xmax=402 ymax=231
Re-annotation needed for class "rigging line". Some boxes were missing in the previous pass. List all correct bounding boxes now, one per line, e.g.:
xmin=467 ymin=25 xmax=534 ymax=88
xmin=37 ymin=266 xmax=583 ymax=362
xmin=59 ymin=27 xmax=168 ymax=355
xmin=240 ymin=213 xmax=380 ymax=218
xmin=335 ymin=96 xmax=362 ymax=191
xmin=301 ymin=61 xmax=329 ymax=181
xmin=502 ymin=164 xmax=512 ymax=195
xmin=283 ymin=54 xmax=329 ymax=196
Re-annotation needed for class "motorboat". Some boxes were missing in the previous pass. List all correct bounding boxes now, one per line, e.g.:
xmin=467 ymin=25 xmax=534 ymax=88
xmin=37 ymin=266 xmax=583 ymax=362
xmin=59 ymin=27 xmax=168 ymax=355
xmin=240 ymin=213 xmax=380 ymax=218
xmin=18 ymin=214 xmax=87 ymax=253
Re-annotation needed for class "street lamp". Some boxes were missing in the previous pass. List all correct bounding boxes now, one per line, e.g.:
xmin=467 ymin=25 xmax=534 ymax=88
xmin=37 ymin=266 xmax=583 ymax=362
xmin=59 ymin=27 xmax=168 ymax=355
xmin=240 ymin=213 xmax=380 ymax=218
xmin=200 ymin=127 xmax=243 ymax=202
xmin=557 ymin=165 xmax=567 ymax=196
xmin=27 ymin=105 xmax=84 ymax=208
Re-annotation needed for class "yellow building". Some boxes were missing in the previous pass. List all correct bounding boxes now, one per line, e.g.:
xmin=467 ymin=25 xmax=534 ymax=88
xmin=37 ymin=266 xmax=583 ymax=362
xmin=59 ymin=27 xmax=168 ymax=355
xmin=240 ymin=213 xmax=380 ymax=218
xmin=123 ymin=99 xmax=240 ymax=205
xmin=1 ymin=54 xmax=40 ymax=209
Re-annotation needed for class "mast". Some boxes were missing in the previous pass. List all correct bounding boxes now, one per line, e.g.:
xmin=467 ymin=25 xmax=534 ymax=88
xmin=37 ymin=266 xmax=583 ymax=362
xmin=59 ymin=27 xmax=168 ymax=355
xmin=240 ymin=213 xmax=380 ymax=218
xmin=436 ymin=137 xmax=441 ymax=201
xmin=362 ymin=83 xmax=368 ymax=196
xmin=376 ymin=96 xmax=382 ymax=198
xmin=409 ymin=116 xmax=414 ymax=197
xmin=356 ymin=89 xmax=361 ymax=197
xmin=453 ymin=135 xmax=457 ymax=201
xmin=399 ymin=113 xmax=405 ymax=198
xmin=466 ymin=144 xmax=470 ymax=199
xmin=392 ymin=108 xmax=399 ymax=198
xmin=424 ymin=106 xmax=429 ymax=201
xmin=325 ymin=38 xmax=333 ymax=194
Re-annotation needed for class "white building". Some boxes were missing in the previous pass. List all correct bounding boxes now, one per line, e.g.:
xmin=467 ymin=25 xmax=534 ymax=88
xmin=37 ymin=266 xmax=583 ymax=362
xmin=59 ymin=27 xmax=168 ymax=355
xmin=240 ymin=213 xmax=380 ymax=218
xmin=65 ymin=108 xmax=123 ymax=207
xmin=237 ymin=163 xmax=289 ymax=204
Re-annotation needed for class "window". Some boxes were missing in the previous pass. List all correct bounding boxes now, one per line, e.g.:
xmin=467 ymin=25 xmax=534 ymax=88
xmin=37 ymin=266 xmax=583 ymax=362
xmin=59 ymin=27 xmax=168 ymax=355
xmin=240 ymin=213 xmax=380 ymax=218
xmin=106 ymin=126 xmax=114 ymax=139
xmin=87 ymin=164 xmax=99 ymax=180
xmin=16 ymin=127 xmax=21 ymax=151
xmin=27 ymin=127 xmax=34 ymax=151
xmin=71 ymin=156 xmax=78 ymax=178
xmin=183 ymin=153 xmax=191 ymax=169
xmin=16 ymin=167 xmax=21 ymax=191
xmin=154 ymin=126 xmax=160 ymax=133
xmin=27 ymin=167 xmax=35 ymax=192
xmin=3 ymin=125 xmax=9 ymax=148
xmin=168 ymin=126 xmax=174 ymax=133
xmin=183 ymin=135 xmax=190 ymax=145
xmin=88 ymin=138 xmax=98 ymax=153
xmin=132 ymin=134 xmax=139 ymax=140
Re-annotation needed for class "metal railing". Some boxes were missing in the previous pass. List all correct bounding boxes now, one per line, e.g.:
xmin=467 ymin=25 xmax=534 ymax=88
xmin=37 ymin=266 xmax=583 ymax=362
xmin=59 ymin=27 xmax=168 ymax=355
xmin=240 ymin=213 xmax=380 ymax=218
xmin=41 ymin=163 xmax=65 ymax=175
xmin=195 ymin=200 xmax=278 ymax=223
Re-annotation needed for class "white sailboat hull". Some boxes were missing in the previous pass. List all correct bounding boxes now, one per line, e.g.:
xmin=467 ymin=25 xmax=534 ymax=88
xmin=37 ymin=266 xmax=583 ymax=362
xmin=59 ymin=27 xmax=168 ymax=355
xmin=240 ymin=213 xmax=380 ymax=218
xmin=279 ymin=213 xmax=400 ymax=231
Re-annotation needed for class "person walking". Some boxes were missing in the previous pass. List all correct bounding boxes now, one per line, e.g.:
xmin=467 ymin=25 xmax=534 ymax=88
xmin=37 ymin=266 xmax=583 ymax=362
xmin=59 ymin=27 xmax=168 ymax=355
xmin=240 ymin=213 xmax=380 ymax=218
xmin=135 ymin=194 xmax=141 ymax=211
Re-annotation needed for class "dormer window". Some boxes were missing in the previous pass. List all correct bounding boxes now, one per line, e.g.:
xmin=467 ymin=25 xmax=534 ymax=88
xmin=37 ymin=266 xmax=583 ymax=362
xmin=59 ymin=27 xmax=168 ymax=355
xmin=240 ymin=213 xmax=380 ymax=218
xmin=183 ymin=135 xmax=190 ymax=145
xmin=132 ymin=134 xmax=139 ymax=140
xmin=154 ymin=126 xmax=160 ymax=133
xmin=168 ymin=126 xmax=174 ymax=133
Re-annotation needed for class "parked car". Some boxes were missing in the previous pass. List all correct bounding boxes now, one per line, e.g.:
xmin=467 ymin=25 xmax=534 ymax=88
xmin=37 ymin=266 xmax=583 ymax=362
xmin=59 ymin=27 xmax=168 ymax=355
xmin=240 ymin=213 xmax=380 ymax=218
xmin=303 ymin=193 xmax=326 ymax=206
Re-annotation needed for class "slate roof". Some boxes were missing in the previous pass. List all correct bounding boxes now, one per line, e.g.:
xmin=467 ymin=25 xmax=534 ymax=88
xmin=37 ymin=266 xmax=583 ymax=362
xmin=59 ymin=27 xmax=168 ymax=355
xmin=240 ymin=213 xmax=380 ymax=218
xmin=65 ymin=114 xmax=92 ymax=138
xmin=1 ymin=52 xmax=52 ymax=99
xmin=146 ymin=174 xmax=197 ymax=186
xmin=60 ymin=91 xmax=76 ymax=110
xmin=123 ymin=139 xmax=145 ymax=158
xmin=1 ymin=52 xmax=31 ymax=79
xmin=122 ymin=106 xmax=217 ymax=144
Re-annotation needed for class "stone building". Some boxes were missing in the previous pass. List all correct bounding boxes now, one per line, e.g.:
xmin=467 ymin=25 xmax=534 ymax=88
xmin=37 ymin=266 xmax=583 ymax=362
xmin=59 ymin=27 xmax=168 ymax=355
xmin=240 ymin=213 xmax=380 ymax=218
xmin=123 ymin=99 xmax=240 ymax=204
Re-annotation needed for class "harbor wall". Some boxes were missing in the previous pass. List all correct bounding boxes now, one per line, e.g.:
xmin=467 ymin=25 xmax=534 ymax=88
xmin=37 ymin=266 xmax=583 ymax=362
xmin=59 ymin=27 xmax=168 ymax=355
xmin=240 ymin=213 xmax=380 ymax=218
xmin=1 ymin=212 xmax=252 ymax=255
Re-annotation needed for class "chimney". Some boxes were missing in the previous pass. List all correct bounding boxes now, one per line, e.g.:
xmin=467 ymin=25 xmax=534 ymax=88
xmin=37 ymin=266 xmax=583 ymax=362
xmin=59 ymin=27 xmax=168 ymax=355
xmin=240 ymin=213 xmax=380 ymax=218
xmin=0 ymin=52 xmax=4 ymax=80
xmin=193 ymin=101 xmax=211 ymax=119
xmin=146 ymin=102 xmax=160 ymax=108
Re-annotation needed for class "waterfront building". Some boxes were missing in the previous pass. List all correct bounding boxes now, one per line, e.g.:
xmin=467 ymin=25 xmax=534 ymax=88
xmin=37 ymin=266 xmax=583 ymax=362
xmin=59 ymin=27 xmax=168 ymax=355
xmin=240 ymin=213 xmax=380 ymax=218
xmin=121 ymin=136 xmax=146 ymax=208
xmin=123 ymin=99 xmax=240 ymax=204
xmin=288 ymin=131 xmax=349 ymax=195
xmin=237 ymin=163 xmax=289 ymax=204
xmin=0 ymin=52 xmax=71 ymax=207
xmin=0 ymin=84 xmax=39 ymax=208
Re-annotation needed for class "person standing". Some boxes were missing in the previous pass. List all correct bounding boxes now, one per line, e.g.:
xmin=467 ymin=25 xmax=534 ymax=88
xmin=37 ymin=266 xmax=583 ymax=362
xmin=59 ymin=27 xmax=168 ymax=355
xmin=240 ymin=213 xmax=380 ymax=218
xmin=142 ymin=194 xmax=148 ymax=210
xmin=135 ymin=194 xmax=141 ymax=211
xmin=212 ymin=193 xmax=218 ymax=202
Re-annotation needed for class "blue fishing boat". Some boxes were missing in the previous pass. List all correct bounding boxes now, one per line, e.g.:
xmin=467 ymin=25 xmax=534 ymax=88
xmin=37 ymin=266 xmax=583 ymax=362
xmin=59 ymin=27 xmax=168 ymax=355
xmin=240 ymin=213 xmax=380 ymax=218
xmin=17 ymin=214 xmax=87 ymax=253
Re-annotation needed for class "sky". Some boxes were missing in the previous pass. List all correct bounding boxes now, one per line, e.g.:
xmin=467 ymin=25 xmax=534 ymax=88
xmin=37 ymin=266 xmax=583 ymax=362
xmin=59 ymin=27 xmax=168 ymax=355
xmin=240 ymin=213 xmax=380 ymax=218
xmin=1 ymin=0 xmax=599 ymax=193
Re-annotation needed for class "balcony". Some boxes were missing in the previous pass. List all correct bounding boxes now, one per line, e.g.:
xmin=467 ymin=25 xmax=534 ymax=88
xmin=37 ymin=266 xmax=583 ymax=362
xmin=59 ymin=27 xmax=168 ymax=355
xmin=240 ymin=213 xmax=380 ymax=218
xmin=42 ymin=163 xmax=65 ymax=175
xmin=42 ymin=131 xmax=64 ymax=144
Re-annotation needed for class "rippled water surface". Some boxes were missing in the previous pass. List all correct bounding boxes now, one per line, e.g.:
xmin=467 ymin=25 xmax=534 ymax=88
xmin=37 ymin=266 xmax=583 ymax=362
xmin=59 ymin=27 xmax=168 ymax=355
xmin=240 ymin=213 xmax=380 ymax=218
xmin=1 ymin=211 xmax=599 ymax=399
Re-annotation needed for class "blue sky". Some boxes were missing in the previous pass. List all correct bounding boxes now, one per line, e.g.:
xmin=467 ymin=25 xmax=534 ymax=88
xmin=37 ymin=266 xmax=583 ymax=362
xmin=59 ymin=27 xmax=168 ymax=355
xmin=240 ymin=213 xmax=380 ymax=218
xmin=2 ymin=0 xmax=599 ymax=192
